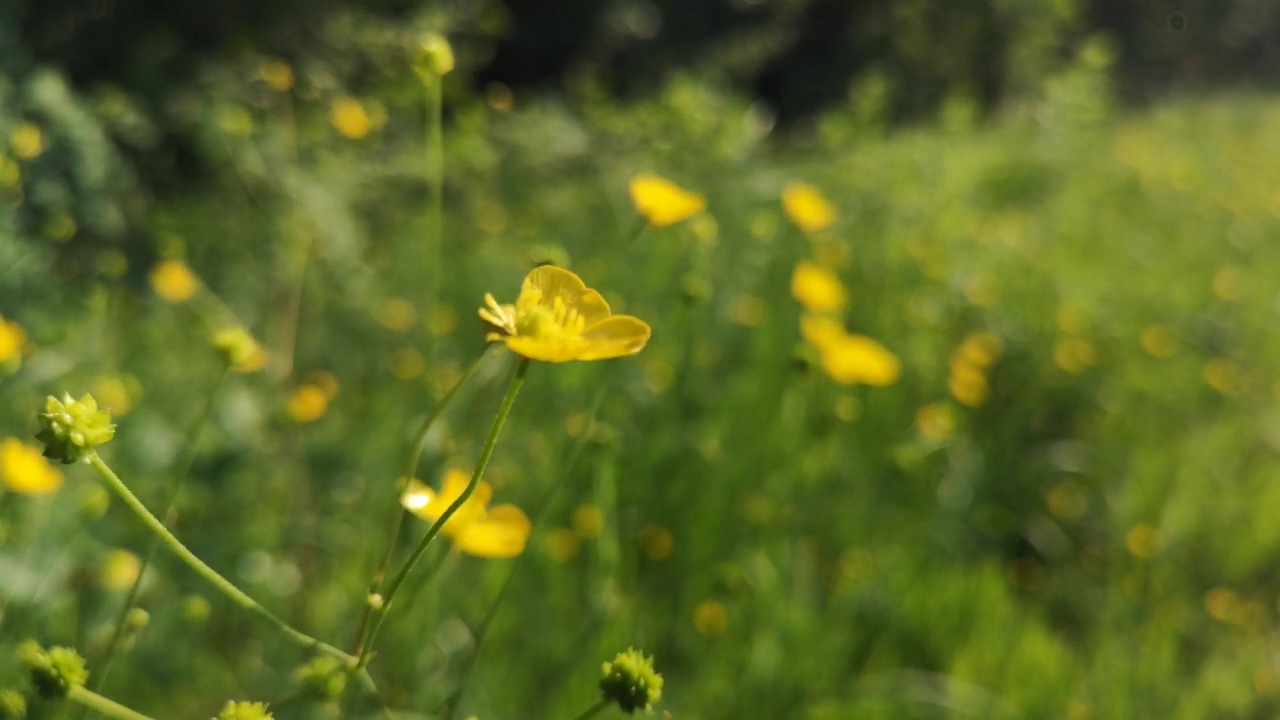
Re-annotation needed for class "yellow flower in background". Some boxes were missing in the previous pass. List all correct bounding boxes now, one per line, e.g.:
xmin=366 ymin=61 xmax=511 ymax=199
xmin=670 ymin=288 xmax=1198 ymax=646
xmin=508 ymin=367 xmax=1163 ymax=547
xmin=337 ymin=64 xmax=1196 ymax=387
xmin=628 ymin=173 xmax=707 ymax=228
xmin=949 ymin=369 xmax=990 ymax=408
xmin=480 ymin=265 xmax=651 ymax=362
xmin=782 ymin=181 xmax=836 ymax=234
xmin=954 ymin=331 xmax=1004 ymax=369
xmin=212 ymin=327 xmax=266 ymax=373
xmin=819 ymin=333 xmax=901 ymax=386
xmin=693 ymin=600 xmax=728 ymax=638
xmin=330 ymin=96 xmax=371 ymax=140
xmin=0 ymin=437 xmax=64 ymax=496
xmin=0 ymin=315 xmax=28 ymax=364
xmin=100 ymin=549 xmax=142 ymax=589
xmin=800 ymin=315 xmax=846 ymax=352
xmin=286 ymin=385 xmax=329 ymax=423
xmin=915 ymin=402 xmax=957 ymax=443
xmin=639 ymin=524 xmax=674 ymax=561
xmin=1054 ymin=337 xmax=1098 ymax=374
xmin=257 ymin=59 xmax=295 ymax=92
xmin=91 ymin=375 xmax=138 ymax=417
xmin=1139 ymin=324 xmax=1177 ymax=359
xmin=791 ymin=261 xmax=847 ymax=313
xmin=10 ymin=122 xmax=44 ymax=160
xmin=150 ymin=259 xmax=199 ymax=303
xmin=572 ymin=504 xmax=605 ymax=539
xmin=799 ymin=315 xmax=900 ymax=386
xmin=401 ymin=468 xmax=532 ymax=558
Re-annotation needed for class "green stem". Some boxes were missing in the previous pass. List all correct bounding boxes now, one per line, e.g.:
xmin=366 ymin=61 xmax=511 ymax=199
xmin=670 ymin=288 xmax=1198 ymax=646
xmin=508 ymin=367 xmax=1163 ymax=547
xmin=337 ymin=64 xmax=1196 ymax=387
xmin=90 ymin=370 xmax=228 ymax=695
xmin=85 ymin=453 xmax=355 ymax=667
xmin=425 ymin=77 xmax=444 ymax=321
xmin=568 ymin=698 xmax=611 ymax=720
xmin=67 ymin=686 xmax=155 ymax=720
xmin=350 ymin=349 xmax=486 ymax=658
xmin=359 ymin=357 xmax=530 ymax=667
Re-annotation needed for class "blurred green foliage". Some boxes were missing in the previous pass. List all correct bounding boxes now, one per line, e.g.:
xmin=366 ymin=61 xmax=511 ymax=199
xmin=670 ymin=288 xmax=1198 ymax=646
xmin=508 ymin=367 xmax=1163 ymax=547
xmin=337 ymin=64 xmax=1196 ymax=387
xmin=4 ymin=2 xmax=1280 ymax=719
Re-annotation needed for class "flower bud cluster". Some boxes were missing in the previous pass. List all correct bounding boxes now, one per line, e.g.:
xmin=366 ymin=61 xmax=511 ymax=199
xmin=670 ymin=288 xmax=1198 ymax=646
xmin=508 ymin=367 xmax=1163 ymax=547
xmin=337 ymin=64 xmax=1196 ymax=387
xmin=17 ymin=641 xmax=88 ymax=699
xmin=35 ymin=393 xmax=115 ymax=464
xmin=600 ymin=647 xmax=663 ymax=714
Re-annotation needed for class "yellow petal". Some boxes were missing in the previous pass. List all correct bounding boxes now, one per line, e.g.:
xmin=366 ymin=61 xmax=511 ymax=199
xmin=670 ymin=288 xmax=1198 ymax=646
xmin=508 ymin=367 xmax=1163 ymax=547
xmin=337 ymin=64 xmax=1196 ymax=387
xmin=504 ymin=335 xmax=590 ymax=363
xmin=518 ymin=265 xmax=591 ymax=311
xmin=819 ymin=334 xmax=901 ymax=386
xmin=454 ymin=504 xmax=532 ymax=558
xmin=800 ymin=315 xmax=847 ymax=352
xmin=791 ymin=262 xmax=847 ymax=313
xmin=782 ymin=181 xmax=836 ymax=233
xmin=577 ymin=316 xmax=652 ymax=360
xmin=629 ymin=173 xmax=707 ymax=228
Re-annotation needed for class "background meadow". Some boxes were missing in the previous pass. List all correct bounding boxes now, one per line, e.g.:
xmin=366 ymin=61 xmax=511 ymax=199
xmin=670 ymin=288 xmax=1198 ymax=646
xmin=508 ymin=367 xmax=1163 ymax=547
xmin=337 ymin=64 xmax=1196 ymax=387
xmin=4 ymin=1 xmax=1280 ymax=718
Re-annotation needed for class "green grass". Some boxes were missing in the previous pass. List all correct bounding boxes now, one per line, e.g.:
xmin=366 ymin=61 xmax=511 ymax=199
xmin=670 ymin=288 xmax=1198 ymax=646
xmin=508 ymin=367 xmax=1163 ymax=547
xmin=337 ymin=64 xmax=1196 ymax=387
xmin=4 ymin=58 xmax=1280 ymax=719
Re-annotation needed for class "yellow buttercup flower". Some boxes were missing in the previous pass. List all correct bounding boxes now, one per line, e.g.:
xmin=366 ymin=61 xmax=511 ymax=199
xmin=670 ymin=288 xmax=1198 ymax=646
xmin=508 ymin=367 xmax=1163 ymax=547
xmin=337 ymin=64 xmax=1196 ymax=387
xmin=0 ymin=315 xmax=28 ymax=364
xmin=628 ymin=173 xmax=707 ymax=228
xmin=480 ymin=265 xmax=650 ymax=362
xmin=800 ymin=315 xmax=900 ymax=386
xmin=401 ymin=468 xmax=532 ymax=558
xmin=782 ymin=181 xmax=836 ymax=234
xmin=0 ymin=437 xmax=64 ymax=496
xmin=818 ymin=333 xmax=901 ymax=386
xmin=330 ymin=96 xmax=371 ymax=140
xmin=791 ymin=261 xmax=847 ymax=313
xmin=150 ymin=260 xmax=199 ymax=303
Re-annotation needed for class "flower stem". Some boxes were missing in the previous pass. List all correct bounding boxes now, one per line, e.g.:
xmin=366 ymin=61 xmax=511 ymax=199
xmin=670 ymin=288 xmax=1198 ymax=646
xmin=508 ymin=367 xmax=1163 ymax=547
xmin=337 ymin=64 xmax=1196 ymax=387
xmin=359 ymin=357 xmax=529 ymax=667
xmin=424 ymin=76 xmax=444 ymax=322
xmin=350 ymin=350 xmax=487 ymax=657
xmin=90 ymin=369 xmax=228 ymax=695
xmin=568 ymin=698 xmax=611 ymax=720
xmin=85 ymin=453 xmax=356 ymax=667
xmin=67 ymin=686 xmax=156 ymax=720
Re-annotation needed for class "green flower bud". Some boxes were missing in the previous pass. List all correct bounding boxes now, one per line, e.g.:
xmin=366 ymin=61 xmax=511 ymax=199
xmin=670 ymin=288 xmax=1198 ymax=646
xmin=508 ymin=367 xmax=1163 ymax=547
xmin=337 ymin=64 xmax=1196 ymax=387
xmin=125 ymin=607 xmax=150 ymax=631
xmin=293 ymin=656 xmax=347 ymax=701
xmin=35 ymin=393 xmax=115 ymax=464
xmin=0 ymin=689 xmax=26 ymax=720
xmin=214 ymin=701 xmax=273 ymax=720
xmin=412 ymin=33 xmax=455 ymax=82
xmin=18 ymin=641 xmax=89 ymax=699
xmin=211 ymin=327 xmax=265 ymax=373
xmin=600 ymin=647 xmax=663 ymax=714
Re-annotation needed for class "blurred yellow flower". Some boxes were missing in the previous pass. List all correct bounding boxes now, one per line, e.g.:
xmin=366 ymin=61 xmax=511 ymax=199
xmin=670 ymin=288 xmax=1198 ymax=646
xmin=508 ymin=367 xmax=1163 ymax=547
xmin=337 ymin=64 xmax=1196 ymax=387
xmin=948 ymin=368 xmax=990 ymax=408
xmin=1139 ymin=324 xmax=1177 ymax=359
xmin=10 ymin=122 xmax=44 ymax=160
xmin=727 ymin=294 xmax=767 ymax=327
xmin=543 ymin=527 xmax=581 ymax=562
xmin=572 ymin=504 xmax=605 ymax=539
xmin=401 ymin=468 xmax=532 ymax=558
xmin=693 ymin=600 xmax=728 ymax=638
xmin=915 ymin=402 xmax=957 ymax=443
xmin=1045 ymin=482 xmax=1088 ymax=520
xmin=781 ymin=181 xmax=836 ymax=234
xmin=791 ymin=262 xmax=847 ymax=313
xmin=639 ymin=524 xmax=673 ymax=561
xmin=818 ymin=334 xmax=901 ymax=386
xmin=330 ymin=97 xmax=371 ymax=140
xmin=1202 ymin=357 xmax=1238 ymax=396
xmin=91 ymin=375 xmax=138 ymax=417
xmin=0 ymin=437 xmax=64 ymax=496
xmin=377 ymin=298 xmax=418 ymax=332
xmin=257 ymin=59 xmax=295 ymax=92
xmin=480 ymin=265 xmax=650 ymax=362
xmin=286 ymin=384 xmax=329 ymax=423
xmin=150 ymin=260 xmax=199 ymax=303
xmin=212 ymin=327 xmax=266 ymax=373
xmin=954 ymin=332 xmax=1003 ymax=369
xmin=799 ymin=315 xmax=899 ymax=386
xmin=1124 ymin=523 xmax=1160 ymax=560
xmin=0 ymin=315 xmax=28 ymax=364
xmin=390 ymin=347 xmax=426 ymax=380
xmin=1203 ymin=587 xmax=1239 ymax=622
xmin=100 ymin=549 xmax=142 ymax=589
xmin=1053 ymin=338 xmax=1098 ymax=374
xmin=628 ymin=173 xmax=707 ymax=228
